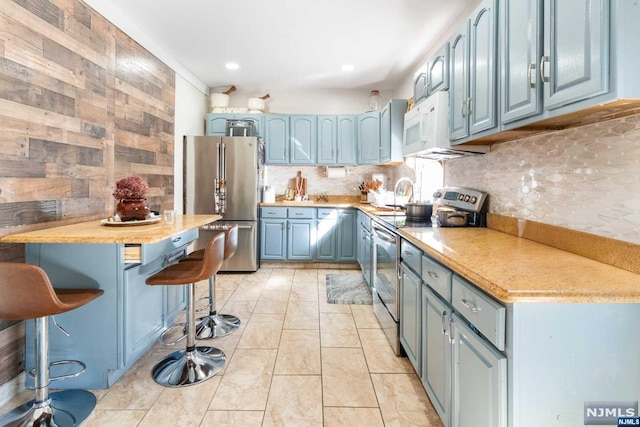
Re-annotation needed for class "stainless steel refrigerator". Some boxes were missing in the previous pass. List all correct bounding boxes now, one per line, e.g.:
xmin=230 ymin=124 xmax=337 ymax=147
xmin=183 ymin=135 xmax=261 ymax=271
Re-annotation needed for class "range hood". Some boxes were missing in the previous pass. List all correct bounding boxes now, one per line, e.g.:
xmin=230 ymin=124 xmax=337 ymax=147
xmin=403 ymin=91 xmax=490 ymax=161
xmin=413 ymin=145 xmax=490 ymax=161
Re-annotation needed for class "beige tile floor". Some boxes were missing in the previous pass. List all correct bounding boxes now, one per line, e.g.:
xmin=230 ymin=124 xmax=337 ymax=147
xmin=1 ymin=267 xmax=443 ymax=426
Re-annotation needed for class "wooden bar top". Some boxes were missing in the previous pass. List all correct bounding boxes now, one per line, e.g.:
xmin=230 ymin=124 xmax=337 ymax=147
xmin=0 ymin=215 xmax=221 ymax=244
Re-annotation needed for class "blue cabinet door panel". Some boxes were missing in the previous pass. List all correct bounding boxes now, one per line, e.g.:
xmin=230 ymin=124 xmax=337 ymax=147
xmin=317 ymin=115 xmax=337 ymax=165
xmin=427 ymin=44 xmax=450 ymax=95
xmin=449 ymin=22 xmax=470 ymax=141
xmin=265 ymin=115 xmax=289 ymax=164
xmin=469 ymin=0 xmax=498 ymax=135
xmin=290 ymin=115 xmax=317 ymax=165
xmin=544 ymin=0 xmax=609 ymax=110
xmin=501 ymin=0 xmax=543 ymax=124
xmin=337 ymin=115 xmax=357 ymax=165
xmin=287 ymin=220 xmax=314 ymax=260
xmin=337 ymin=209 xmax=357 ymax=261
xmin=357 ymin=112 xmax=381 ymax=164
xmin=260 ymin=219 xmax=286 ymax=260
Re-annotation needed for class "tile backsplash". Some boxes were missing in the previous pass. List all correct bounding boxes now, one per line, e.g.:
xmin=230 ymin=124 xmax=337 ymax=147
xmin=445 ymin=114 xmax=640 ymax=244
xmin=264 ymin=165 xmax=401 ymax=198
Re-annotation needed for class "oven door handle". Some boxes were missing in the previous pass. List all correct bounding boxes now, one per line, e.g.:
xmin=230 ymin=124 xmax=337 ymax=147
xmin=372 ymin=224 xmax=397 ymax=244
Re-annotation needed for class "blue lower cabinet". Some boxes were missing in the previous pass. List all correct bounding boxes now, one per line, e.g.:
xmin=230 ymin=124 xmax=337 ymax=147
xmin=400 ymin=262 xmax=422 ymax=374
xmin=316 ymin=209 xmax=338 ymax=261
xmin=23 ymin=231 xmax=196 ymax=389
xmin=260 ymin=219 xmax=287 ymax=260
xmin=259 ymin=207 xmax=356 ymax=262
xmin=337 ymin=209 xmax=357 ymax=261
xmin=287 ymin=220 xmax=315 ymax=260
xmin=123 ymin=263 xmax=165 ymax=366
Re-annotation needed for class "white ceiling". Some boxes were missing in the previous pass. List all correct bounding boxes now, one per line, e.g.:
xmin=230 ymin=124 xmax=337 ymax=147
xmin=84 ymin=0 xmax=474 ymax=94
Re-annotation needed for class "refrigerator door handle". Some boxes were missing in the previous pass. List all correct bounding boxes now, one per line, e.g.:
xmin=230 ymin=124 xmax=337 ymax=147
xmin=220 ymin=142 xmax=227 ymax=214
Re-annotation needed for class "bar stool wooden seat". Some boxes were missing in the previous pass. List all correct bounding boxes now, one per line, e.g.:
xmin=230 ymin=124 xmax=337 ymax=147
xmin=183 ymin=224 xmax=240 ymax=339
xmin=145 ymin=232 xmax=226 ymax=387
xmin=0 ymin=262 xmax=103 ymax=427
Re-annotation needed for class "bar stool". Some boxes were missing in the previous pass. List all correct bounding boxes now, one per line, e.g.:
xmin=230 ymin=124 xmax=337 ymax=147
xmin=0 ymin=262 xmax=103 ymax=427
xmin=183 ymin=224 xmax=240 ymax=339
xmin=145 ymin=232 xmax=226 ymax=387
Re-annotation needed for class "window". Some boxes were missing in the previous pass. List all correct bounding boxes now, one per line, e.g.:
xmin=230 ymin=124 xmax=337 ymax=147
xmin=409 ymin=157 xmax=443 ymax=202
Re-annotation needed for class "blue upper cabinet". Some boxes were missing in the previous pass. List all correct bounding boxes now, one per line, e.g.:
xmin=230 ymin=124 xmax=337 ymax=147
xmin=414 ymin=72 xmax=428 ymax=104
xmin=469 ymin=0 xmax=498 ymax=135
xmin=206 ymin=115 xmax=228 ymax=136
xmin=317 ymin=115 xmax=337 ymax=165
xmin=336 ymin=115 xmax=357 ymax=165
xmin=427 ymin=43 xmax=450 ymax=96
xmin=358 ymin=100 xmax=406 ymax=165
xmin=357 ymin=111 xmax=381 ymax=164
xmin=264 ymin=115 xmax=289 ymax=164
xmin=543 ymin=0 xmax=609 ymax=110
xmin=290 ymin=115 xmax=317 ymax=165
xmin=265 ymin=115 xmax=316 ymax=165
xmin=380 ymin=99 xmax=408 ymax=164
xmin=500 ymin=0 xmax=543 ymax=124
xmin=449 ymin=0 xmax=498 ymax=142
xmin=498 ymin=1 xmax=640 ymax=133
xmin=501 ymin=0 xmax=608 ymax=125
xmin=449 ymin=21 xmax=470 ymax=141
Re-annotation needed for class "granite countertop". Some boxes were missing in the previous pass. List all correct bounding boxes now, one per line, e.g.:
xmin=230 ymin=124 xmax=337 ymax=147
xmin=264 ymin=199 xmax=640 ymax=303
xmin=0 ymin=214 xmax=221 ymax=244
xmin=260 ymin=198 xmax=401 ymax=216
xmin=399 ymin=227 xmax=640 ymax=304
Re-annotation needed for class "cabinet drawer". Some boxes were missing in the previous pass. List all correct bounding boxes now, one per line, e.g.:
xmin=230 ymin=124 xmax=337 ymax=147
xmin=317 ymin=208 xmax=337 ymax=219
xmin=400 ymin=240 xmax=421 ymax=274
xmin=452 ymin=275 xmax=505 ymax=351
xmin=141 ymin=229 xmax=197 ymax=264
xmin=288 ymin=207 xmax=315 ymax=219
xmin=261 ymin=207 xmax=287 ymax=218
xmin=422 ymin=255 xmax=452 ymax=302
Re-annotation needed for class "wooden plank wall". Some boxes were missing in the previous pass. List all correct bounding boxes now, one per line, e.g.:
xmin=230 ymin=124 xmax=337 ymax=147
xmin=0 ymin=0 xmax=176 ymax=385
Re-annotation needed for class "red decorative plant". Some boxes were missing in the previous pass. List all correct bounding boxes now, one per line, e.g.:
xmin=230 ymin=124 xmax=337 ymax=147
xmin=112 ymin=176 xmax=149 ymax=199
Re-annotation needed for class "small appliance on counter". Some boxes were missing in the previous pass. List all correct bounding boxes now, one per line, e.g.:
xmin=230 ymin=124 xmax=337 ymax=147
xmin=431 ymin=186 xmax=488 ymax=227
xmin=225 ymin=119 xmax=255 ymax=137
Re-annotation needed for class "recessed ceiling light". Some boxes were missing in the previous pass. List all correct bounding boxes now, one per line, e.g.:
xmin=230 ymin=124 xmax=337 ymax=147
xmin=341 ymin=64 xmax=354 ymax=72
xmin=225 ymin=62 xmax=240 ymax=70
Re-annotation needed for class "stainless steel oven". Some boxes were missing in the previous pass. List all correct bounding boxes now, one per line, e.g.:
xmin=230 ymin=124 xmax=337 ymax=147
xmin=371 ymin=219 xmax=402 ymax=355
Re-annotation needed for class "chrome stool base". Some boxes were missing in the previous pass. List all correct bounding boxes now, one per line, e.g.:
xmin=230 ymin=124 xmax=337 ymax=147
xmin=151 ymin=347 xmax=226 ymax=387
xmin=219 ymin=313 xmax=241 ymax=326
xmin=0 ymin=389 xmax=96 ymax=427
xmin=195 ymin=313 xmax=240 ymax=339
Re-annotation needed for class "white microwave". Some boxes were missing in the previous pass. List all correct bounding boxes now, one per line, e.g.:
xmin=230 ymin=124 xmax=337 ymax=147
xmin=402 ymin=91 xmax=489 ymax=159
xmin=402 ymin=91 xmax=450 ymax=156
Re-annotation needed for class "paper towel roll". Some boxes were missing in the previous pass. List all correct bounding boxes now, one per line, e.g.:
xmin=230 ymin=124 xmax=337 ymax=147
xmin=326 ymin=167 xmax=346 ymax=178
xmin=262 ymin=186 xmax=276 ymax=203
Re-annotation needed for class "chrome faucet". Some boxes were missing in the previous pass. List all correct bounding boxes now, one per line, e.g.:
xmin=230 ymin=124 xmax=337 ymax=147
xmin=393 ymin=177 xmax=414 ymax=210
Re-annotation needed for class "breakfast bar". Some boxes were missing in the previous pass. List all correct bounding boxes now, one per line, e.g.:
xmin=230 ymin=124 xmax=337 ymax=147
xmin=0 ymin=214 xmax=220 ymax=389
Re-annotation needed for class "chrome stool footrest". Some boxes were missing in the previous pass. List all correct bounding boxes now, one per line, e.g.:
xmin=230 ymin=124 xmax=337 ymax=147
xmin=159 ymin=323 xmax=187 ymax=346
xmin=28 ymin=359 xmax=87 ymax=382
xmin=151 ymin=346 xmax=226 ymax=387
